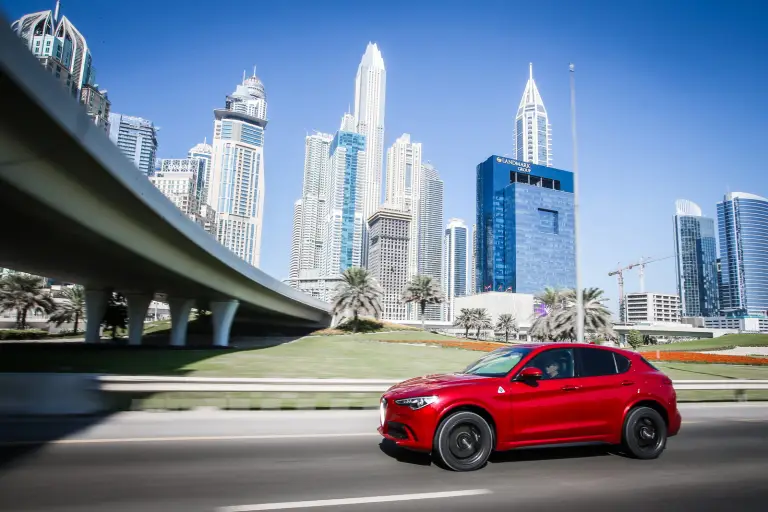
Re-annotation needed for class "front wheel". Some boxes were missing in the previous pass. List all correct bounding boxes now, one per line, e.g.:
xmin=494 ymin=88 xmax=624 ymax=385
xmin=622 ymin=406 xmax=667 ymax=459
xmin=433 ymin=411 xmax=494 ymax=471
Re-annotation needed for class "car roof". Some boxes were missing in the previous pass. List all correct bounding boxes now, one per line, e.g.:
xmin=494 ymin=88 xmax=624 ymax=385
xmin=508 ymin=342 xmax=635 ymax=355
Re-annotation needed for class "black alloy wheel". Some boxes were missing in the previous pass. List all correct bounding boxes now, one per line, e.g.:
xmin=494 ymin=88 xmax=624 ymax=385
xmin=622 ymin=406 xmax=668 ymax=459
xmin=433 ymin=411 xmax=494 ymax=471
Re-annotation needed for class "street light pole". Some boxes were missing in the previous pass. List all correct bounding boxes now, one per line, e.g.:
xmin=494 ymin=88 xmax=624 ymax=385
xmin=570 ymin=63 xmax=584 ymax=343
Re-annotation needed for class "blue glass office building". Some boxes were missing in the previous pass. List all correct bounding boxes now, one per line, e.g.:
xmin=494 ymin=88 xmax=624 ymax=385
xmin=475 ymin=156 xmax=575 ymax=294
xmin=717 ymin=192 xmax=768 ymax=317
xmin=330 ymin=130 xmax=366 ymax=271
xmin=673 ymin=201 xmax=720 ymax=317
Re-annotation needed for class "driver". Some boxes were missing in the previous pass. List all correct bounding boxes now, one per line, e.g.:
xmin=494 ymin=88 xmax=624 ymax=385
xmin=543 ymin=358 xmax=561 ymax=379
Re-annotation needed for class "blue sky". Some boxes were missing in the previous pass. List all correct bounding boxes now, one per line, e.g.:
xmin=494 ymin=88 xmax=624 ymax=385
xmin=3 ymin=0 xmax=767 ymax=315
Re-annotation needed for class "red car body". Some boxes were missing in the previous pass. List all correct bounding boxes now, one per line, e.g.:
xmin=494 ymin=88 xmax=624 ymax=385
xmin=378 ymin=343 xmax=681 ymax=468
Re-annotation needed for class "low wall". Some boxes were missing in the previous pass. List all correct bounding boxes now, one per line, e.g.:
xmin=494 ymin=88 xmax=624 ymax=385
xmin=0 ymin=373 xmax=110 ymax=415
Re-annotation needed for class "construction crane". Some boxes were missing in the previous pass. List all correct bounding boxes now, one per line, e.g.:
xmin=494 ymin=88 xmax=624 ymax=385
xmin=608 ymin=255 xmax=674 ymax=322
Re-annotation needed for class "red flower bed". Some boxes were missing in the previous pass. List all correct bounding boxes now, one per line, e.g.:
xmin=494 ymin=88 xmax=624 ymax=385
xmin=645 ymin=351 xmax=768 ymax=365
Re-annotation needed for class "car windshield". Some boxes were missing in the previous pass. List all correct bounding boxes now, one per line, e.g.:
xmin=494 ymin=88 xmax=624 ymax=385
xmin=461 ymin=347 xmax=532 ymax=377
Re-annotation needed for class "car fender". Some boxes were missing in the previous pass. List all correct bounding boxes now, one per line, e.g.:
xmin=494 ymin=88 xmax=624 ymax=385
xmin=434 ymin=397 xmax=501 ymax=445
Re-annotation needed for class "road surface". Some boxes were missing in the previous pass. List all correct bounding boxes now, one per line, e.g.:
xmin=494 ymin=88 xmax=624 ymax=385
xmin=1 ymin=403 xmax=767 ymax=511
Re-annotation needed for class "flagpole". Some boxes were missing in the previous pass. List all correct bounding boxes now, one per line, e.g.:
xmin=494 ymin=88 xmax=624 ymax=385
xmin=570 ymin=63 xmax=584 ymax=343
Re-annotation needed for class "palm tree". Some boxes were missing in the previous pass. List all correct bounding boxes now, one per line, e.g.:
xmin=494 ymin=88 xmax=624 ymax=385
xmin=0 ymin=273 xmax=56 ymax=329
xmin=471 ymin=308 xmax=493 ymax=339
xmin=495 ymin=313 xmax=518 ymax=343
xmin=330 ymin=266 xmax=383 ymax=333
xmin=555 ymin=287 xmax=614 ymax=340
xmin=48 ymin=285 xmax=86 ymax=333
xmin=529 ymin=287 xmax=613 ymax=342
xmin=401 ymin=275 xmax=443 ymax=331
xmin=453 ymin=308 xmax=473 ymax=338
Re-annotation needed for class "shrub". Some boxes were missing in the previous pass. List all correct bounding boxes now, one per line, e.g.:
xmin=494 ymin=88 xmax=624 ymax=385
xmin=336 ymin=318 xmax=384 ymax=333
xmin=0 ymin=329 xmax=50 ymax=340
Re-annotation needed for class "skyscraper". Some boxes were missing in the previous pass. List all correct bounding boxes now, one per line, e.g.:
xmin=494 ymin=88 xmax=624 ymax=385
xmin=188 ymin=139 xmax=213 ymax=205
xmin=11 ymin=1 xmax=110 ymax=130
xmin=354 ymin=42 xmax=386 ymax=261
xmin=108 ymin=113 xmax=159 ymax=176
xmin=673 ymin=199 xmax=720 ymax=317
xmin=288 ymin=115 xmax=365 ymax=300
xmin=292 ymin=132 xmax=333 ymax=277
xmin=158 ymin=158 xmax=206 ymax=207
xmin=717 ymin=192 xmax=768 ymax=316
xmin=476 ymin=155 xmax=575 ymax=294
xmin=322 ymin=123 xmax=367 ymax=277
xmin=418 ymin=163 xmax=444 ymax=321
xmin=368 ymin=207 xmax=411 ymax=321
xmin=208 ymin=70 xmax=268 ymax=268
xmin=385 ymin=134 xmax=422 ymax=288
xmin=443 ymin=218 xmax=469 ymax=321
xmin=471 ymin=224 xmax=477 ymax=295
xmin=513 ymin=64 xmax=552 ymax=167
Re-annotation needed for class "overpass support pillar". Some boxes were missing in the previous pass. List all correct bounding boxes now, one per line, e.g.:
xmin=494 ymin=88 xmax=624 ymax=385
xmin=211 ymin=300 xmax=239 ymax=347
xmin=169 ymin=298 xmax=195 ymax=347
xmin=84 ymin=289 xmax=109 ymax=343
xmin=126 ymin=293 xmax=153 ymax=346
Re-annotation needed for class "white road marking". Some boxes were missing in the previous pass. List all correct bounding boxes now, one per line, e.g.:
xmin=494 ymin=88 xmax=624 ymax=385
xmin=0 ymin=432 xmax=380 ymax=446
xmin=216 ymin=489 xmax=493 ymax=511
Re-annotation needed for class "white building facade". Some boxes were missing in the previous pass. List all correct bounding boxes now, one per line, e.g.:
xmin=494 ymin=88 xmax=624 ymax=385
xmin=513 ymin=64 xmax=552 ymax=167
xmin=625 ymin=293 xmax=681 ymax=323
xmin=418 ymin=163 xmax=444 ymax=321
xmin=368 ymin=208 xmax=411 ymax=321
xmin=208 ymin=71 xmax=268 ymax=268
xmin=188 ymin=140 xmax=213 ymax=206
xmin=385 ymin=134 xmax=423 ymax=299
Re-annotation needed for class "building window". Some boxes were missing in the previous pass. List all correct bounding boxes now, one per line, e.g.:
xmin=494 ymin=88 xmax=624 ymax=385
xmin=538 ymin=208 xmax=559 ymax=234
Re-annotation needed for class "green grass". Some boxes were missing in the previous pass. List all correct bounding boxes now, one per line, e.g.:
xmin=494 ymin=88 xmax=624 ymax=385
xmin=0 ymin=331 xmax=479 ymax=377
xmin=4 ymin=331 xmax=768 ymax=409
xmin=638 ymin=334 xmax=768 ymax=352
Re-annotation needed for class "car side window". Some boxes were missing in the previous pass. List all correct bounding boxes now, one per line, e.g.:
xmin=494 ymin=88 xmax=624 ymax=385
xmin=523 ymin=348 xmax=575 ymax=379
xmin=614 ymin=353 xmax=632 ymax=373
xmin=578 ymin=348 xmax=619 ymax=377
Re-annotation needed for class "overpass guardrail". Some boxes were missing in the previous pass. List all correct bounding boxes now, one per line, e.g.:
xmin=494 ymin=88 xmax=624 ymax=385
xmin=97 ymin=376 xmax=768 ymax=400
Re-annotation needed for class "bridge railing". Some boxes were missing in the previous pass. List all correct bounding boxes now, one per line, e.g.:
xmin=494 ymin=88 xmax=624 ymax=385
xmin=98 ymin=376 xmax=768 ymax=400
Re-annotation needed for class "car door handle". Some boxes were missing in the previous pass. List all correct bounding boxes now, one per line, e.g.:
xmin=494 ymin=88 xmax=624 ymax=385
xmin=561 ymin=385 xmax=581 ymax=391
xmin=620 ymin=380 xmax=635 ymax=386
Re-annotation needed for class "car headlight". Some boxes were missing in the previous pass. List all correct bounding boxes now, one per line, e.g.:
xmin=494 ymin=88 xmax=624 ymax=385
xmin=394 ymin=396 xmax=438 ymax=410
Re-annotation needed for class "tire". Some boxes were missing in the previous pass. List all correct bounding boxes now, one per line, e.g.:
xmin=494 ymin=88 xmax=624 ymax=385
xmin=622 ymin=406 xmax=667 ymax=459
xmin=433 ymin=411 xmax=494 ymax=471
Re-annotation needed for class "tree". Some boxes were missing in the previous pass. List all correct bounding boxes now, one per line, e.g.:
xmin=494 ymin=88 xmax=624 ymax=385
xmin=401 ymin=275 xmax=443 ymax=331
xmin=0 ymin=273 xmax=56 ymax=329
xmin=495 ymin=313 xmax=518 ymax=343
xmin=102 ymin=292 xmax=128 ymax=340
xmin=453 ymin=308 xmax=473 ymax=338
xmin=330 ymin=267 xmax=383 ymax=333
xmin=626 ymin=329 xmax=643 ymax=350
xmin=48 ymin=285 xmax=86 ymax=333
xmin=643 ymin=334 xmax=658 ymax=345
xmin=471 ymin=308 xmax=493 ymax=339
xmin=529 ymin=287 xmax=613 ymax=342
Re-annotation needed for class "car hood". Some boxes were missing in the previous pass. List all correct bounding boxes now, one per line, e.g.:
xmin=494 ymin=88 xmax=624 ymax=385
xmin=386 ymin=373 xmax=489 ymax=395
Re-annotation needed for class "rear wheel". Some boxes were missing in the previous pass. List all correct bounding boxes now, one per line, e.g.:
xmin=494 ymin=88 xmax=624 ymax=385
xmin=433 ymin=411 xmax=493 ymax=471
xmin=622 ymin=406 xmax=667 ymax=459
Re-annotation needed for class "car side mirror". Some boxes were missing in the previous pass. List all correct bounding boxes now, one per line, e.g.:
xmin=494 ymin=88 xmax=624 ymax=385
xmin=515 ymin=367 xmax=543 ymax=381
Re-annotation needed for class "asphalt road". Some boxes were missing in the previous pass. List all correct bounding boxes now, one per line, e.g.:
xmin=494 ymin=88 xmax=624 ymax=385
xmin=1 ymin=404 xmax=767 ymax=511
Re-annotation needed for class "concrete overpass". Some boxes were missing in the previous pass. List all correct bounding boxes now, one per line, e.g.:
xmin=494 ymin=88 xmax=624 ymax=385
xmin=613 ymin=323 xmax=738 ymax=339
xmin=0 ymin=21 xmax=331 ymax=346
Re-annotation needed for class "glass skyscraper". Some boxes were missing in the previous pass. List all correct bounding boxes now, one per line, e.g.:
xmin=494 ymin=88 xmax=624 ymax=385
xmin=673 ymin=200 xmax=720 ymax=317
xmin=717 ymin=192 xmax=768 ymax=317
xmin=475 ymin=156 xmax=575 ymax=295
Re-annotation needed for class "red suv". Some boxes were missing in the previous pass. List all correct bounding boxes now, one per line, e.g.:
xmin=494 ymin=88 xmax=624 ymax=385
xmin=378 ymin=343 xmax=681 ymax=471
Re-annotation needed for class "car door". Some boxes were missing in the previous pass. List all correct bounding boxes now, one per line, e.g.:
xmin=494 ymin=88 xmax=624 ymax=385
xmin=572 ymin=347 xmax=635 ymax=437
xmin=505 ymin=348 xmax=592 ymax=445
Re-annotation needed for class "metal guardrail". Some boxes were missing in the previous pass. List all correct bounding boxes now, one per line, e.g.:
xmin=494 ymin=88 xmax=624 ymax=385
xmin=98 ymin=376 xmax=768 ymax=396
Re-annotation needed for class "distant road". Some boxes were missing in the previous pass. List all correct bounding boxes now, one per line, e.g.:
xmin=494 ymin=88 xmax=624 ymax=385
xmin=1 ymin=404 xmax=767 ymax=511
